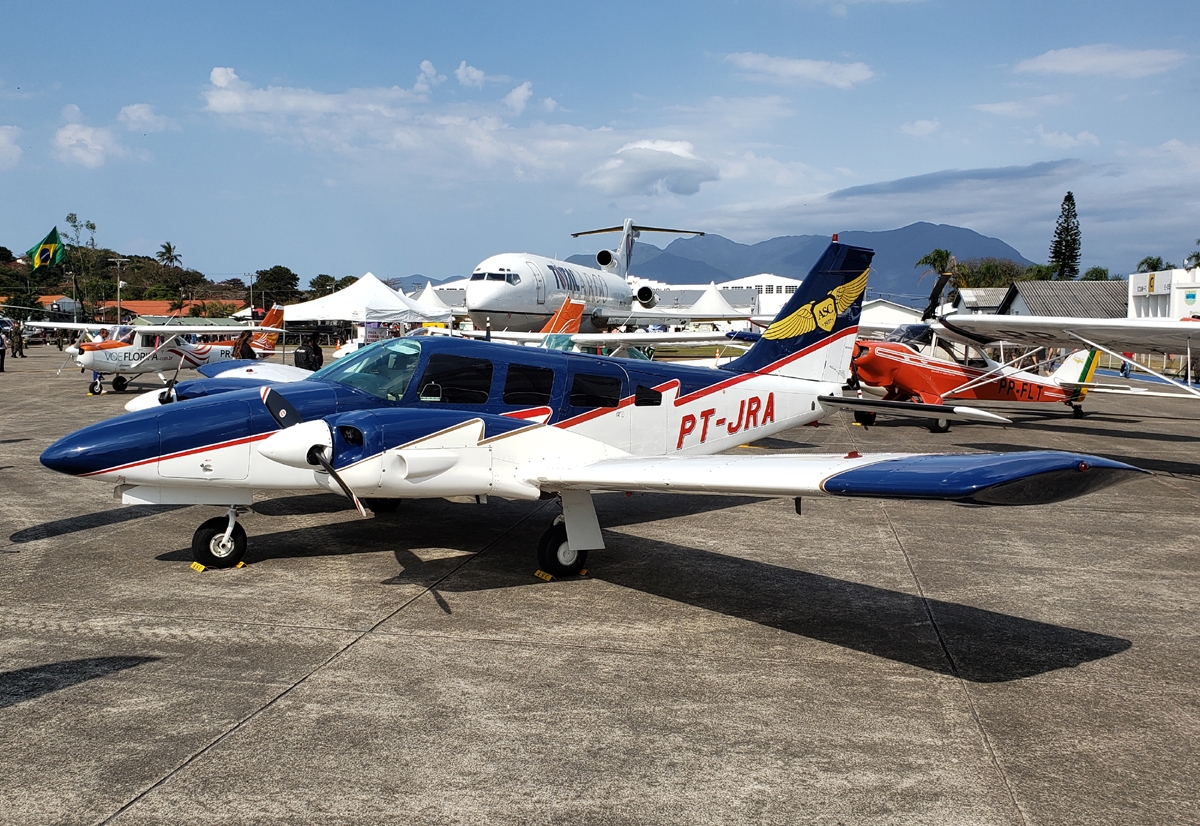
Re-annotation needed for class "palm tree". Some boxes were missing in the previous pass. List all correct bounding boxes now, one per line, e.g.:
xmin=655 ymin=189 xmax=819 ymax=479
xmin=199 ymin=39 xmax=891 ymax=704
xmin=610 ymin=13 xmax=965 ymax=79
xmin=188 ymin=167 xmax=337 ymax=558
xmin=156 ymin=242 xmax=182 ymax=268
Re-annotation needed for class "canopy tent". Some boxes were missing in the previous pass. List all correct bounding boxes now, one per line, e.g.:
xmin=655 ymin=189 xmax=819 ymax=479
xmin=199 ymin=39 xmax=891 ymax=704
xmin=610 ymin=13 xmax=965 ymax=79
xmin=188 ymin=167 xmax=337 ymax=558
xmin=282 ymin=273 xmax=452 ymax=324
xmin=412 ymin=281 xmax=453 ymax=313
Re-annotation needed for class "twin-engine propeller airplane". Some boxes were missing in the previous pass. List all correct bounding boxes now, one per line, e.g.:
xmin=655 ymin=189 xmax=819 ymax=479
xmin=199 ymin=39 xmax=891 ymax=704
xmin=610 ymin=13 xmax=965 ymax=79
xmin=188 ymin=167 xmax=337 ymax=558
xmin=465 ymin=218 xmax=749 ymax=332
xmin=850 ymin=323 xmax=1100 ymax=431
xmin=41 ymin=241 xmax=1145 ymax=575
xmin=29 ymin=307 xmax=285 ymax=394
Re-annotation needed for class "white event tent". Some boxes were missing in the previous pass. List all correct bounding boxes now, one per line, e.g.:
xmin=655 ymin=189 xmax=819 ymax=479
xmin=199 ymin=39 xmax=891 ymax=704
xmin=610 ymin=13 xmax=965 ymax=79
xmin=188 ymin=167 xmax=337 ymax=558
xmin=282 ymin=273 xmax=452 ymax=324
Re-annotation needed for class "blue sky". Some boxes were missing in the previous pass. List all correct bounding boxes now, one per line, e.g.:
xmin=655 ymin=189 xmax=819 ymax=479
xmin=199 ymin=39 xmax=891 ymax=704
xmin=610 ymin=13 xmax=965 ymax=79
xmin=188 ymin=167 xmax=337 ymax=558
xmin=2 ymin=0 xmax=1197 ymax=285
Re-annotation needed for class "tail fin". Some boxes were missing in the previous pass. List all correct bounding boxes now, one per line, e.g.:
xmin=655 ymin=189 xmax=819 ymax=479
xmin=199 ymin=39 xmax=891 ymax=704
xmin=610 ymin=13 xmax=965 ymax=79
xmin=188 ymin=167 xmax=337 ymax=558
xmin=728 ymin=241 xmax=873 ymax=381
xmin=540 ymin=298 xmax=586 ymax=334
xmin=252 ymin=305 xmax=284 ymax=353
xmin=571 ymin=219 xmax=704 ymax=280
xmin=1051 ymin=349 xmax=1099 ymax=400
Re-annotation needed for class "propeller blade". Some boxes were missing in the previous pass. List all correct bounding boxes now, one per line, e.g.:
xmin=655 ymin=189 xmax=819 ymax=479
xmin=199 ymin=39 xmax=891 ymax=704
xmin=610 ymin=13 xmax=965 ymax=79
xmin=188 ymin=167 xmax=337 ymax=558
xmin=260 ymin=386 xmax=303 ymax=429
xmin=259 ymin=387 xmax=369 ymax=517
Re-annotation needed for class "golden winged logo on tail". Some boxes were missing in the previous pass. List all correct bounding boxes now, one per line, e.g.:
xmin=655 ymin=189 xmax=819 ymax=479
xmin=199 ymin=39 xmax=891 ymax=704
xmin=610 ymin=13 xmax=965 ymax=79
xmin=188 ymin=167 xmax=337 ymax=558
xmin=763 ymin=268 xmax=870 ymax=341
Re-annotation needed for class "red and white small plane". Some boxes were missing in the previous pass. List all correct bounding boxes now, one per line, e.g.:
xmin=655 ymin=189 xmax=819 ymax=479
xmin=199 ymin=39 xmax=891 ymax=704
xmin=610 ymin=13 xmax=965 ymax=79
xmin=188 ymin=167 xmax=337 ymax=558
xmin=30 ymin=306 xmax=284 ymax=394
xmin=849 ymin=323 xmax=1099 ymax=431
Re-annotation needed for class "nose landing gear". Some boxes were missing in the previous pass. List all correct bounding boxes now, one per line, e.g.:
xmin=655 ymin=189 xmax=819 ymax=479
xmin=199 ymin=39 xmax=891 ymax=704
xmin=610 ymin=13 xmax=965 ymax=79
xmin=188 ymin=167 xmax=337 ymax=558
xmin=192 ymin=507 xmax=248 ymax=568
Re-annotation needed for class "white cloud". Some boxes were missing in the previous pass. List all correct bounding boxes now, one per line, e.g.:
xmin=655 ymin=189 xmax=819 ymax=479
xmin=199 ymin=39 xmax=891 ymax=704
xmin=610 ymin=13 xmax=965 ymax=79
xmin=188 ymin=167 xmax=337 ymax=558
xmin=1015 ymin=44 xmax=1187 ymax=79
xmin=414 ymin=60 xmax=445 ymax=95
xmin=725 ymin=52 xmax=874 ymax=89
xmin=61 ymin=104 xmax=83 ymax=123
xmin=118 ymin=103 xmax=176 ymax=132
xmin=202 ymin=66 xmax=413 ymax=120
xmin=0 ymin=125 xmax=21 ymax=170
xmin=582 ymin=140 xmax=719 ymax=196
xmin=541 ymin=97 xmax=558 ymax=112
xmin=1036 ymin=124 xmax=1099 ymax=148
xmin=901 ymin=119 xmax=939 ymax=137
xmin=456 ymin=61 xmax=486 ymax=89
xmin=503 ymin=82 xmax=533 ymax=114
xmin=973 ymin=94 xmax=1071 ymax=118
xmin=54 ymin=123 xmax=122 ymax=168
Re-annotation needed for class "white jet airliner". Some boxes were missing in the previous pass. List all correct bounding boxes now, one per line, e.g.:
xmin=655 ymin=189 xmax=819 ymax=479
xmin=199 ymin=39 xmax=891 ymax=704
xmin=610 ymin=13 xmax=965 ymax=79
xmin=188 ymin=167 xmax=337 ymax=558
xmin=465 ymin=219 xmax=745 ymax=333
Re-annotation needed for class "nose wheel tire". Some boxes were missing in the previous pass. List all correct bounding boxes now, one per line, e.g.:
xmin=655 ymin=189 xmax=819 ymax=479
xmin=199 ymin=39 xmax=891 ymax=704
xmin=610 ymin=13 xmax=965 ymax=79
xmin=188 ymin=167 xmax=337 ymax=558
xmin=111 ymin=376 xmax=128 ymax=392
xmin=88 ymin=379 xmax=103 ymax=395
xmin=192 ymin=517 xmax=247 ymax=569
xmin=928 ymin=417 xmax=951 ymax=434
xmin=853 ymin=411 xmax=877 ymax=426
xmin=537 ymin=522 xmax=587 ymax=578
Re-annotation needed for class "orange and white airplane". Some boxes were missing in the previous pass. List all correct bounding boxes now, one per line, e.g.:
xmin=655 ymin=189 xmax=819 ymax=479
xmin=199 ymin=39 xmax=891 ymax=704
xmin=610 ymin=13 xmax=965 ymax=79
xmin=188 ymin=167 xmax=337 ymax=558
xmin=849 ymin=323 xmax=1098 ymax=431
xmin=30 ymin=306 xmax=284 ymax=394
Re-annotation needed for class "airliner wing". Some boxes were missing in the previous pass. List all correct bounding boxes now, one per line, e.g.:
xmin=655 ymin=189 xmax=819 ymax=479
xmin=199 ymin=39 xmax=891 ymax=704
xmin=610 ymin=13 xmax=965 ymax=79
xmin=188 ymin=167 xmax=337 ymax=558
xmin=529 ymin=451 xmax=1144 ymax=506
xmin=938 ymin=314 xmax=1200 ymax=355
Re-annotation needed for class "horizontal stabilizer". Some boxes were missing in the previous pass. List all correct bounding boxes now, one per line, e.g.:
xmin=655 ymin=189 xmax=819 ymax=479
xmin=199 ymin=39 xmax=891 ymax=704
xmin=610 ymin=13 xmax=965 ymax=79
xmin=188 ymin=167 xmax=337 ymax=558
xmin=531 ymin=450 xmax=1143 ymax=505
xmin=818 ymin=395 xmax=1011 ymax=424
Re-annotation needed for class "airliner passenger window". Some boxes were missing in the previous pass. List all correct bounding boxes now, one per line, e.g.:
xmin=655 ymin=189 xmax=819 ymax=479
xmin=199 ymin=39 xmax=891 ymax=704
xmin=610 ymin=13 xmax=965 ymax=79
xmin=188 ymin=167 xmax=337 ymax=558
xmin=417 ymin=353 xmax=494 ymax=404
xmin=503 ymin=364 xmax=554 ymax=406
xmin=569 ymin=373 xmax=622 ymax=408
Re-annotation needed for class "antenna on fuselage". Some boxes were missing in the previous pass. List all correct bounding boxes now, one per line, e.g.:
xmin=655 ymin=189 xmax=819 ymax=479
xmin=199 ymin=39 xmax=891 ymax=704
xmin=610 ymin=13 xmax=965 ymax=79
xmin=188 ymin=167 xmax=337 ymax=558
xmin=571 ymin=218 xmax=705 ymax=280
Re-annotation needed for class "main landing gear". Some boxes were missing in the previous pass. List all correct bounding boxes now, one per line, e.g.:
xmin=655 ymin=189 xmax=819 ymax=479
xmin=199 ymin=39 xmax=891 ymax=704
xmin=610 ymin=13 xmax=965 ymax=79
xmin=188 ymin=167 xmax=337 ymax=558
xmin=537 ymin=517 xmax=587 ymax=578
xmin=192 ymin=507 xmax=248 ymax=569
xmin=86 ymin=374 xmax=131 ymax=395
xmin=928 ymin=417 xmax=952 ymax=434
xmin=1071 ymin=404 xmax=1086 ymax=419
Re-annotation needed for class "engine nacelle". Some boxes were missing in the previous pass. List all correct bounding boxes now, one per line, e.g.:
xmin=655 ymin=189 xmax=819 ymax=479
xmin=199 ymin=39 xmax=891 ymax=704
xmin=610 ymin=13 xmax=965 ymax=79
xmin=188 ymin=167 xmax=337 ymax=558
xmin=635 ymin=285 xmax=658 ymax=309
xmin=257 ymin=420 xmax=333 ymax=470
xmin=595 ymin=249 xmax=617 ymax=271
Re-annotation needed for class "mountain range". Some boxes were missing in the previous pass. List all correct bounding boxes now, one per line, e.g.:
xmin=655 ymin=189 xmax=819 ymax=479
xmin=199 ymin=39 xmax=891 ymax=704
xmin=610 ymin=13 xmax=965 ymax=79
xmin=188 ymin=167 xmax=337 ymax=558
xmin=569 ymin=222 xmax=1034 ymax=304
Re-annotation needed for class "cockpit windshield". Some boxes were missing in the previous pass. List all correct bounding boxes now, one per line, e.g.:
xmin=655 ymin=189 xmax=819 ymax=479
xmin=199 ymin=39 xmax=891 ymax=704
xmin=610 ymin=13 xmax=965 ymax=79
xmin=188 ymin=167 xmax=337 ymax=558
xmin=469 ymin=272 xmax=521 ymax=285
xmin=309 ymin=338 xmax=422 ymax=401
xmin=884 ymin=324 xmax=933 ymax=347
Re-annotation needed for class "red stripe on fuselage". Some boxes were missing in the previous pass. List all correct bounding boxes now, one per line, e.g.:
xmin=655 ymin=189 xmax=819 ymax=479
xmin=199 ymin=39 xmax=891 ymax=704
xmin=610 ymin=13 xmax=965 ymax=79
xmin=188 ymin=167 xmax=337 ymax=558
xmin=81 ymin=432 xmax=274 ymax=477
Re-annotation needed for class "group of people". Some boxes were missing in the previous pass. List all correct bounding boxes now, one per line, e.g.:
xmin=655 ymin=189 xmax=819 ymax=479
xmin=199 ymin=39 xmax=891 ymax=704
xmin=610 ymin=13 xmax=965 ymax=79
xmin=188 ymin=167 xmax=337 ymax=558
xmin=0 ymin=321 xmax=28 ymax=372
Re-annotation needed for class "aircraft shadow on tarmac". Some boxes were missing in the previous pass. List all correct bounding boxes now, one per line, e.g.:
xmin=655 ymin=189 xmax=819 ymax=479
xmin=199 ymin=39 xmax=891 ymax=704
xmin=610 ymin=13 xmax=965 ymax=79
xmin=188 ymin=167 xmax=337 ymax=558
xmin=0 ymin=656 xmax=159 ymax=709
xmin=962 ymin=441 xmax=1200 ymax=478
xmin=10 ymin=505 xmax=188 ymax=545
xmin=159 ymin=493 xmax=1132 ymax=684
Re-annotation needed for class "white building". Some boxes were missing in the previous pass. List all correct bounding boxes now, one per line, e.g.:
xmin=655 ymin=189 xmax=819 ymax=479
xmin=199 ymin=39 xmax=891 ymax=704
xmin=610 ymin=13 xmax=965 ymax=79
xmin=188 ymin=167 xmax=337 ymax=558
xmin=1128 ymin=269 xmax=1200 ymax=318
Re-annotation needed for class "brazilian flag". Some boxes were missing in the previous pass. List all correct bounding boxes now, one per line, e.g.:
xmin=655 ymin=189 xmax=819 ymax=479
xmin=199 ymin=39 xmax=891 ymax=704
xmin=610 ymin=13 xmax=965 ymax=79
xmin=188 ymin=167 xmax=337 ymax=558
xmin=27 ymin=227 xmax=65 ymax=270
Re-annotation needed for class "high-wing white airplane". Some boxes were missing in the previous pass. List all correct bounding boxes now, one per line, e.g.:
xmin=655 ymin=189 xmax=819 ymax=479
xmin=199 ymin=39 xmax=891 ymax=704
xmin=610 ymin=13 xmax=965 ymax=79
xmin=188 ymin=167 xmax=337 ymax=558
xmin=41 ymin=240 xmax=1141 ymax=574
xmin=465 ymin=219 xmax=749 ymax=333
xmin=29 ymin=307 xmax=285 ymax=394
xmin=936 ymin=313 xmax=1200 ymax=398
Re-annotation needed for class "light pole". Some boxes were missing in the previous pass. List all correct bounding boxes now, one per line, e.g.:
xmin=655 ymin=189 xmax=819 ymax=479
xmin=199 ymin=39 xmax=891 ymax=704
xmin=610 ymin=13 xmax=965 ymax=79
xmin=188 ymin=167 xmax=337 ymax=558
xmin=109 ymin=258 xmax=129 ymax=322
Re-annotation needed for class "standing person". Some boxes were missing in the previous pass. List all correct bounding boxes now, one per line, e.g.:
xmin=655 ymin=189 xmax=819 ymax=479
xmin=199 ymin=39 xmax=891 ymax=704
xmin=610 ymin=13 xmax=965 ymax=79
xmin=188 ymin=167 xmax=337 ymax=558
xmin=12 ymin=322 xmax=24 ymax=358
xmin=308 ymin=333 xmax=324 ymax=370
xmin=232 ymin=330 xmax=256 ymax=360
xmin=0 ymin=327 xmax=7 ymax=372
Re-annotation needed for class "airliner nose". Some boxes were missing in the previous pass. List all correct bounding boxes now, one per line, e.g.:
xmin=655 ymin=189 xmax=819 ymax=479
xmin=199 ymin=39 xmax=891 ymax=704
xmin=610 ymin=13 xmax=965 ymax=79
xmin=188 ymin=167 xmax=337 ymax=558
xmin=464 ymin=279 xmax=506 ymax=312
xmin=41 ymin=410 xmax=160 ymax=477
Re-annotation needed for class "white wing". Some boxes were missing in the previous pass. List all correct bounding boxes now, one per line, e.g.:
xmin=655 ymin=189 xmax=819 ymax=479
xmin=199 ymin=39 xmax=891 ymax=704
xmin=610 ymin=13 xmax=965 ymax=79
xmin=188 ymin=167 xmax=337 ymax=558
xmin=938 ymin=314 xmax=1200 ymax=355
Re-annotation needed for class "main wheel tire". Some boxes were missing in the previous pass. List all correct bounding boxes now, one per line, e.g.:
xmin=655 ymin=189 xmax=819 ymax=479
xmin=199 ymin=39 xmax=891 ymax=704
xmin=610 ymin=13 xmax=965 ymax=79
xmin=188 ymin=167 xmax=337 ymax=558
xmin=853 ymin=411 xmax=877 ymax=426
xmin=537 ymin=522 xmax=587 ymax=578
xmin=192 ymin=517 xmax=247 ymax=569
xmin=1072 ymin=405 xmax=1086 ymax=419
xmin=362 ymin=497 xmax=402 ymax=514
xmin=111 ymin=376 xmax=128 ymax=392
xmin=88 ymin=379 xmax=103 ymax=395
xmin=929 ymin=417 xmax=952 ymax=434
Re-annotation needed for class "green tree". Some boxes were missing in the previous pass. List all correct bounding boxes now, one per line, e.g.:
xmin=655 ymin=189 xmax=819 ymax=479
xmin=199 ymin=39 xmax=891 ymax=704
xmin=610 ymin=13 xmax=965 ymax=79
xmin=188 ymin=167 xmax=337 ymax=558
xmin=955 ymin=257 xmax=1026 ymax=288
xmin=1136 ymin=256 xmax=1174 ymax=273
xmin=1024 ymin=263 xmax=1056 ymax=280
xmin=1082 ymin=266 xmax=1114 ymax=281
xmin=1049 ymin=191 xmax=1081 ymax=280
xmin=63 ymin=213 xmax=99 ymax=318
xmin=2 ymin=291 xmax=44 ymax=320
xmin=0 ymin=246 xmax=14 ymax=263
xmin=156 ymin=242 xmax=182 ymax=267
xmin=335 ymin=275 xmax=358 ymax=290
xmin=308 ymin=273 xmax=336 ymax=298
xmin=254 ymin=265 xmax=301 ymax=306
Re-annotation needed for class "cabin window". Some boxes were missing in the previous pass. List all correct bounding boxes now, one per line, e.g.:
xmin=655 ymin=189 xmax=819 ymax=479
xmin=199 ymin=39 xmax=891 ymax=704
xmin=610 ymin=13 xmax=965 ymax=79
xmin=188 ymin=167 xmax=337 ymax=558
xmin=417 ymin=353 xmax=494 ymax=404
xmin=634 ymin=385 xmax=662 ymax=407
xmin=569 ymin=373 xmax=622 ymax=408
xmin=503 ymin=364 xmax=555 ymax=406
